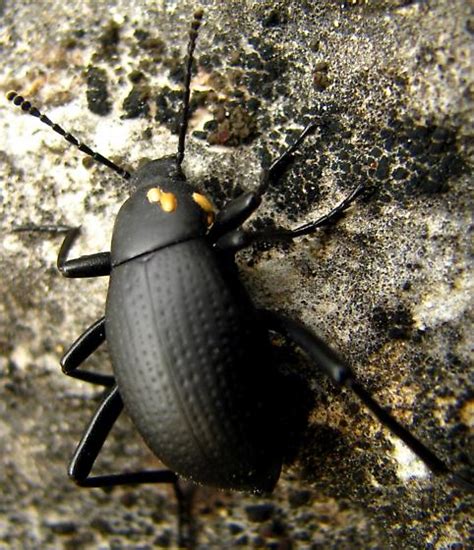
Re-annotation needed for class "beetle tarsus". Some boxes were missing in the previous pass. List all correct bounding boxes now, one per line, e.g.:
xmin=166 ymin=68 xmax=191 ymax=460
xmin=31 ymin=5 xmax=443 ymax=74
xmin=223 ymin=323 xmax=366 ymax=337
xmin=256 ymin=121 xmax=319 ymax=198
xmin=9 ymin=8 xmax=471 ymax=549
xmin=12 ymin=224 xmax=112 ymax=277
xmin=11 ymin=223 xmax=73 ymax=234
xmin=174 ymin=480 xmax=197 ymax=549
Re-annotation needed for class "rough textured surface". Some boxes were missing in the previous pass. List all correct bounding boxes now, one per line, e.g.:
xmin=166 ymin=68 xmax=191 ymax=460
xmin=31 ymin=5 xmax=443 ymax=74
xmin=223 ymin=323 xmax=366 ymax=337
xmin=0 ymin=0 xmax=472 ymax=548
xmin=107 ymin=240 xmax=281 ymax=492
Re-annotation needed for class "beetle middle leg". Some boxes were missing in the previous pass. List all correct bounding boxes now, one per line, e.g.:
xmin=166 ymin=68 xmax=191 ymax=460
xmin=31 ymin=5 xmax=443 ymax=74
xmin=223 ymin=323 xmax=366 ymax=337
xmin=61 ymin=316 xmax=115 ymax=387
xmin=259 ymin=309 xmax=473 ymax=490
xmin=243 ymin=182 xmax=364 ymax=245
xmin=13 ymin=224 xmax=114 ymax=385
xmin=215 ymin=183 xmax=364 ymax=253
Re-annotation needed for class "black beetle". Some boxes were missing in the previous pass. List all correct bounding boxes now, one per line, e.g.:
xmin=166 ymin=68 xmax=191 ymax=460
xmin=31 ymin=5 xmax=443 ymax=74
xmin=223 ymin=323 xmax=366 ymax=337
xmin=8 ymin=7 xmax=472 ymax=545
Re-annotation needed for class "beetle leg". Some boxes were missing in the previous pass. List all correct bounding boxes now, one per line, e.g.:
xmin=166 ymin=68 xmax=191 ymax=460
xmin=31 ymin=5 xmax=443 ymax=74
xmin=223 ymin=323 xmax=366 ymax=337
xmin=56 ymin=226 xmax=111 ymax=278
xmin=261 ymin=182 xmax=364 ymax=240
xmin=68 ymin=385 xmax=192 ymax=545
xmin=259 ymin=309 xmax=473 ymax=491
xmin=255 ymin=121 xmax=319 ymax=199
xmin=209 ymin=192 xmax=261 ymax=241
xmin=69 ymin=385 xmax=178 ymax=487
xmin=174 ymin=480 xmax=198 ymax=549
xmin=215 ymin=183 xmax=363 ymax=253
xmin=210 ymin=122 xmax=318 ymax=242
xmin=13 ymin=224 xmax=111 ymax=277
xmin=60 ymin=316 xmax=114 ymax=387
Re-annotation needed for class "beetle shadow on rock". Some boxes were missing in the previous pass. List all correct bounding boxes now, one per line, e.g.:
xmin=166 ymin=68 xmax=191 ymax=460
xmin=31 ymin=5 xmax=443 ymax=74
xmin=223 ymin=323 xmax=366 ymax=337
xmin=269 ymin=341 xmax=317 ymax=468
xmin=270 ymin=343 xmax=356 ymax=491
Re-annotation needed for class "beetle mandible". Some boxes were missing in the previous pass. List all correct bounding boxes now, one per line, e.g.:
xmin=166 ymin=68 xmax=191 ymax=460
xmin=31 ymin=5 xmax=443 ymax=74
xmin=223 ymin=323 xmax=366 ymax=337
xmin=7 ymin=7 xmax=472 ymax=544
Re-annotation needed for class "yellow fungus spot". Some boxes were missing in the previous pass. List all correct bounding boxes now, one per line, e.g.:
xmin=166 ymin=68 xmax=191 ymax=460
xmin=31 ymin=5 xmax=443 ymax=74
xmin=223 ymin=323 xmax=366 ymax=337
xmin=193 ymin=192 xmax=215 ymax=226
xmin=146 ymin=187 xmax=177 ymax=213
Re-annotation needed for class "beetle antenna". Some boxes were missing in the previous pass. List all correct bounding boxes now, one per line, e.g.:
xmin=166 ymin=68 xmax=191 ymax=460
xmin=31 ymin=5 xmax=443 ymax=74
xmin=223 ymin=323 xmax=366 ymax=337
xmin=176 ymin=8 xmax=204 ymax=167
xmin=6 ymin=91 xmax=131 ymax=180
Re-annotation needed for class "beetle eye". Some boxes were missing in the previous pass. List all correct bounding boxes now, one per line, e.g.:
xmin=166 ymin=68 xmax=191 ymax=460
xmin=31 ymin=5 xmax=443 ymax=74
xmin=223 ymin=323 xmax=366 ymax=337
xmin=192 ymin=193 xmax=215 ymax=226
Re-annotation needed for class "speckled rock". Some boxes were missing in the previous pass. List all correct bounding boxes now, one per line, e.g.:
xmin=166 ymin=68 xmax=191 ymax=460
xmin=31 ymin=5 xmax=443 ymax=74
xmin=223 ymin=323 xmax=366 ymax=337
xmin=0 ymin=1 xmax=472 ymax=548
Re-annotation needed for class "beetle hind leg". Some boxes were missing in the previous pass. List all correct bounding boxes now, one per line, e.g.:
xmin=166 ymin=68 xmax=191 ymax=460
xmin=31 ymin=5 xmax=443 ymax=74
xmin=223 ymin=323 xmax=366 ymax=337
xmin=68 ymin=385 xmax=177 ymax=487
xmin=69 ymin=385 xmax=194 ymax=546
xmin=259 ymin=309 xmax=473 ymax=491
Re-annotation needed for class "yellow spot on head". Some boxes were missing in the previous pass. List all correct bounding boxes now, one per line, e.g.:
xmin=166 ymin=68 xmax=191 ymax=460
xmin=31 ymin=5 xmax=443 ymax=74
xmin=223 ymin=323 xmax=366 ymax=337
xmin=193 ymin=192 xmax=215 ymax=226
xmin=160 ymin=191 xmax=178 ymax=212
xmin=146 ymin=187 xmax=178 ymax=213
xmin=192 ymin=193 xmax=213 ymax=213
xmin=146 ymin=187 xmax=161 ymax=203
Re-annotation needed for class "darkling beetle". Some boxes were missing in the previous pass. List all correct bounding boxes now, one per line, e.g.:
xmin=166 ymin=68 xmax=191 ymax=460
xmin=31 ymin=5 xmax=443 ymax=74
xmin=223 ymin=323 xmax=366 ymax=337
xmin=8 ymin=7 xmax=472 ymax=545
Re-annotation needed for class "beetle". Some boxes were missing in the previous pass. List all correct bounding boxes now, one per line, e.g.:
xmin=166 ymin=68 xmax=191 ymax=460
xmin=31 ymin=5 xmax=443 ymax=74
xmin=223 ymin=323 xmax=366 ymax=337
xmin=8 ymin=7 xmax=472 ymax=546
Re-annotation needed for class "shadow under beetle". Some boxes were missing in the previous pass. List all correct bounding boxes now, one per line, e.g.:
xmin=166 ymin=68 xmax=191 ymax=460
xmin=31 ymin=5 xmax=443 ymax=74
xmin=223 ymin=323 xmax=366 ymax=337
xmin=8 ymin=7 xmax=472 ymax=546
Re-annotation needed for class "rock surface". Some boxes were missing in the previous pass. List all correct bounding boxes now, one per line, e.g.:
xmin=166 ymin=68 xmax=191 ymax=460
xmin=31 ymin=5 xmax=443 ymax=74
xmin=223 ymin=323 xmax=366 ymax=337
xmin=0 ymin=0 xmax=472 ymax=548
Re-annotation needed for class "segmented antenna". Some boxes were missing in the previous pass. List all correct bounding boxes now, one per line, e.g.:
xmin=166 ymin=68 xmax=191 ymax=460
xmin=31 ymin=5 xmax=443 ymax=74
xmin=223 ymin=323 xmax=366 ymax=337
xmin=176 ymin=8 xmax=204 ymax=166
xmin=6 ymin=91 xmax=131 ymax=180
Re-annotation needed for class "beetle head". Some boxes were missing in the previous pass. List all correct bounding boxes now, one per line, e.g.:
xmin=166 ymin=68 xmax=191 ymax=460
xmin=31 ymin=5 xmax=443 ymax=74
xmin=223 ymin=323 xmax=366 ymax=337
xmin=130 ymin=157 xmax=186 ymax=189
xmin=111 ymin=157 xmax=216 ymax=266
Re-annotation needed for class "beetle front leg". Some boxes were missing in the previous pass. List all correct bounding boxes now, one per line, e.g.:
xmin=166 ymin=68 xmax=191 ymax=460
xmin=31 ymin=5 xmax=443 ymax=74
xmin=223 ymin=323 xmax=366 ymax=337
xmin=56 ymin=226 xmax=111 ymax=278
xmin=209 ymin=192 xmax=261 ymax=241
xmin=259 ymin=309 xmax=473 ymax=491
xmin=255 ymin=121 xmax=318 ymax=198
xmin=13 ymin=224 xmax=111 ymax=277
xmin=210 ymin=122 xmax=318 ymax=242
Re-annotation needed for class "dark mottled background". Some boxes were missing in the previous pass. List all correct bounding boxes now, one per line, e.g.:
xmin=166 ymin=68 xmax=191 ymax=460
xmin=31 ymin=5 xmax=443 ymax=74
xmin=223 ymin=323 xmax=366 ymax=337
xmin=0 ymin=0 xmax=472 ymax=548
